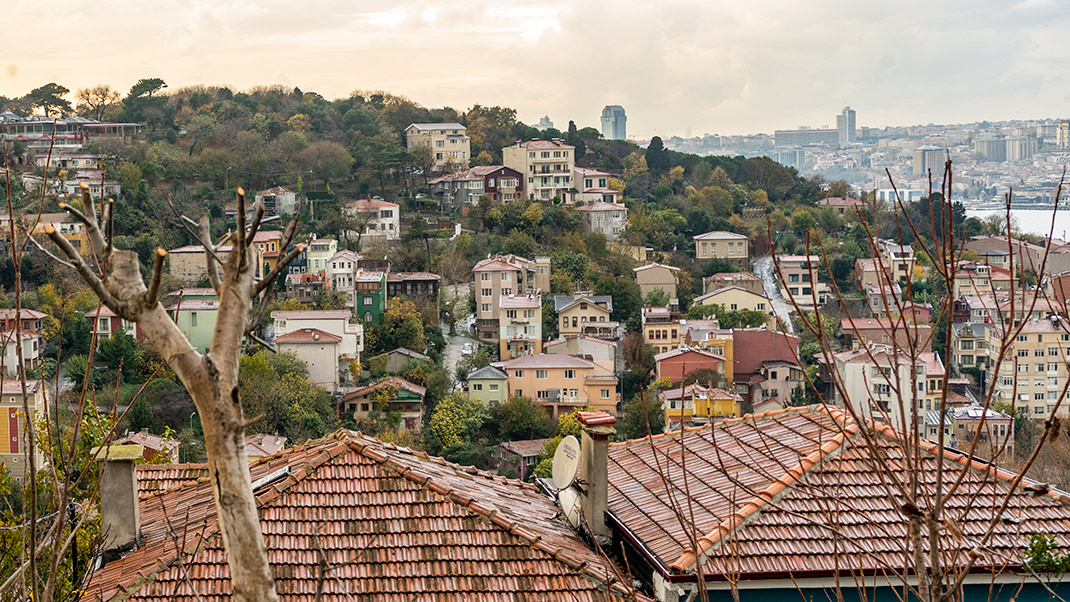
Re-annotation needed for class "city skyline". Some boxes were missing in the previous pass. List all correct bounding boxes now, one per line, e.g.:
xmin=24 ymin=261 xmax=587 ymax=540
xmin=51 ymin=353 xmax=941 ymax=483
xmin=3 ymin=0 xmax=1069 ymax=138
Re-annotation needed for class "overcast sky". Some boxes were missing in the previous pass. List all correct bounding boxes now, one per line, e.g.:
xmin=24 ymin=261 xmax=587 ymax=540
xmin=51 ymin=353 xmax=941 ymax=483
xmin=4 ymin=0 xmax=1069 ymax=137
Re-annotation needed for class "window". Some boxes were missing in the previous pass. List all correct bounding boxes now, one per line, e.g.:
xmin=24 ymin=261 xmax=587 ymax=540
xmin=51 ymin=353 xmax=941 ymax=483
xmin=730 ymin=304 xmax=738 ymax=310
xmin=361 ymin=403 xmax=370 ymax=413
xmin=1049 ymin=363 xmax=1059 ymax=373
xmin=1018 ymin=364 xmax=1029 ymax=372
xmin=601 ymin=389 xmax=610 ymax=399
xmin=1036 ymin=406 xmax=1047 ymax=414
xmin=564 ymin=370 xmax=576 ymax=379
xmin=191 ymin=312 xmax=198 ymax=327
xmin=472 ymin=384 xmax=483 ymax=391
xmin=502 ymin=288 xmax=512 ymax=295
xmin=789 ymin=274 xmax=799 ymax=283
xmin=481 ymin=288 xmax=492 ymax=297
xmin=873 ymin=384 xmax=891 ymax=395
xmin=1035 ymin=349 xmax=1045 ymax=357
xmin=514 ymin=371 xmax=524 ymax=378
xmin=1049 ymin=390 xmax=1059 ymax=400
xmin=1017 ymin=350 xmax=1029 ymax=357
xmin=1036 ymin=393 xmax=1047 ymax=401
xmin=1001 ymin=377 xmax=1013 ymax=386
xmin=501 ymin=273 xmax=511 ymax=282
xmin=506 ymin=310 xmax=517 ymax=319
xmin=1050 ymin=347 xmax=1060 ymax=356
xmin=1017 ymin=335 xmax=1028 ymax=342
xmin=489 ymin=384 xmax=499 ymax=392
xmin=363 ymin=296 xmax=373 ymax=306
xmin=364 ymin=311 xmax=373 ymax=321
xmin=960 ymin=340 xmax=974 ymax=350
xmin=536 ymin=370 xmax=548 ymax=379
xmin=481 ymin=303 xmax=490 ymax=312
xmin=481 ymin=273 xmax=490 ymax=281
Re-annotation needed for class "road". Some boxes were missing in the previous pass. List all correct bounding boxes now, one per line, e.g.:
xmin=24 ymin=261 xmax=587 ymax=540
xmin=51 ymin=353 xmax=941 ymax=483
xmin=440 ymin=283 xmax=473 ymax=383
xmin=753 ymin=256 xmax=796 ymax=334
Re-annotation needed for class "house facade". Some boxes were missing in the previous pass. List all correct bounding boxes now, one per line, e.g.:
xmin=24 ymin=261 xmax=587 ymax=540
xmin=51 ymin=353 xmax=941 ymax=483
xmin=467 ymin=365 xmax=509 ymax=406
xmin=341 ymin=377 xmax=426 ymax=430
xmin=555 ymin=294 xmax=613 ymax=338
xmin=0 ymin=380 xmax=44 ymax=480
xmin=472 ymin=254 xmax=551 ymax=343
xmin=634 ymin=263 xmax=680 ymax=299
xmin=344 ymin=198 xmax=400 ymax=241
xmin=404 ymin=123 xmax=471 ymax=171
xmin=499 ymin=294 xmax=542 ymax=359
xmin=654 ymin=348 xmax=727 ymax=384
xmin=428 ymin=165 xmax=524 ymax=205
xmin=576 ymin=202 xmax=627 ymax=241
xmin=502 ymin=139 xmax=575 ymax=202
xmin=492 ymin=354 xmax=618 ymax=418
xmin=274 ymin=328 xmax=343 ymax=393
xmin=693 ymin=231 xmax=748 ymax=266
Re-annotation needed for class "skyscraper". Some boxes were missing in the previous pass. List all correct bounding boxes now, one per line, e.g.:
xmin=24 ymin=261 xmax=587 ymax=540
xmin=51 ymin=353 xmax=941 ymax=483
xmin=836 ymin=106 xmax=856 ymax=147
xmin=913 ymin=146 xmax=944 ymax=177
xmin=601 ymin=105 xmax=627 ymax=140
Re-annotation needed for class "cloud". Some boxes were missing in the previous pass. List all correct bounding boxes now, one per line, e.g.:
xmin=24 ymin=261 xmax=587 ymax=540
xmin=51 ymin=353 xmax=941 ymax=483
xmin=2 ymin=0 xmax=1069 ymax=135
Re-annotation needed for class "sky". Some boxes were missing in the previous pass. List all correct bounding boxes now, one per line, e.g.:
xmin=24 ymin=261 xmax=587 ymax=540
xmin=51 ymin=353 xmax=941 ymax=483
xmin=4 ymin=0 xmax=1069 ymax=138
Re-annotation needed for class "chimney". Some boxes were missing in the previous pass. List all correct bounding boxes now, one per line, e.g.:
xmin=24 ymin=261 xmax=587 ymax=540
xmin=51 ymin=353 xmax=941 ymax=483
xmin=576 ymin=411 xmax=616 ymax=544
xmin=92 ymin=444 xmax=144 ymax=561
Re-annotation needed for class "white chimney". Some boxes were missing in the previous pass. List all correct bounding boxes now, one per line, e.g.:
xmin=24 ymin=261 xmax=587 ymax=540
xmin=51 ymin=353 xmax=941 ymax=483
xmin=577 ymin=411 xmax=616 ymax=544
xmin=92 ymin=444 xmax=144 ymax=561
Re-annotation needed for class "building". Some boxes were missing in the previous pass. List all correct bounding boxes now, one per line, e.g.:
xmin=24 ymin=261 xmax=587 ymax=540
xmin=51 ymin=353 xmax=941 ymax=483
xmin=113 ymin=430 xmax=180 ymax=463
xmin=472 ymin=254 xmax=551 ymax=343
xmin=1059 ymin=121 xmax=1070 ymax=149
xmin=404 ymin=123 xmax=471 ymax=171
xmin=534 ymin=115 xmax=554 ymax=131
xmin=815 ymin=196 xmax=865 ymax=214
xmin=354 ymin=271 xmax=386 ymax=323
xmin=840 ymin=317 xmax=934 ymax=353
xmin=167 ymin=244 xmax=261 ymax=286
xmin=25 ymin=212 xmax=91 ymax=256
xmin=34 ymin=152 xmax=101 ymax=170
xmin=634 ymin=263 xmax=680 ymax=300
xmin=654 ymin=347 xmax=727 ymax=384
xmin=641 ymin=306 xmax=681 ymax=354
xmin=660 ymin=384 xmax=741 ymax=429
xmin=773 ymin=127 xmax=838 ymax=146
xmin=555 ymin=294 xmax=613 ymax=338
xmin=304 ymin=238 xmax=338 ymax=273
xmin=0 ymin=331 xmax=41 ymax=379
xmin=879 ymin=239 xmax=916 ymax=280
xmin=327 ymin=250 xmax=362 ymax=308
xmin=702 ymin=272 xmax=763 ymax=296
xmin=544 ymin=334 xmax=621 ymax=376
xmin=499 ymin=294 xmax=542 ymax=360
xmin=466 ymin=365 xmax=509 ymax=406
xmin=952 ymin=261 xmax=1015 ymax=298
xmin=818 ymin=345 xmax=927 ymax=428
xmin=576 ymin=202 xmax=627 ymax=241
xmin=965 ymin=235 xmax=1045 ymax=275
xmin=600 ymin=105 xmax=627 ymax=140
xmin=985 ymin=318 xmax=1070 ymax=420
xmin=730 ymin=328 xmax=802 ymax=409
xmin=776 ymin=255 xmax=831 ymax=308
xmin=692 ymin=286 xmax=774 ymax=327
xmin=693 ymin=231 xmax=748 ymax=266
xmin=974 ymin=137 xmax=1007 ymax=162
xmin=912 ymin=145 xmax=944 ymax=177
xmin=501 ymin=139 xmax=575 ymax=202
xmin=343 ymin=197 xmax=400 ymax=241
xmin=271 ymin=309 xmax=364 ymax=367
xmin=1006 ymin=135 xmax=1038 ymax=161
xmin=428 ymin=165 xmax=524 ymax=206
xmin=86 ymin=304 xmax=141 ymax=348
xmin=165 ymin=299 xmax=219 ymax=353
xmin=491 ymin=354 xmax=618 ymax=418
xmin=386 ymin=272 xmax=441 ymax=305
xmin=598 ymin=405 xmax=1070 ymax=601
xmin=253 ymin=186 xmax=298 ymax=217
xmin=274 ymin=328 xmax=343 ymax=392
xmin=836 ymin=105 xmax=856 ymax=147
xmin=0 ymin=380 xmax=44 ymax=480
xmin=497 ymin=438 xmax=553 ymax=479
xmin=341 ymin=377 xmax=426 ymax=430
xmin=250 ymin=230 xmax=284 ymax=276
xmin=83 ymin=429 xmax=639 ymax=602
xmin=574 ymin=167 xmax=619 ymax=204
xmin=284 ymin=271 xmax=326 ymax=301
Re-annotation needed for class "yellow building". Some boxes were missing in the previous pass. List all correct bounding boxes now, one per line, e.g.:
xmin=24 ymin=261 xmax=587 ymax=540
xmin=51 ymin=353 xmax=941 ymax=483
xmin=693 ymin=231 xmax=748 ymax=266
xmin=555 ymin=294 xmax=613 ymax=338
xmin=692 ymin=286 xmax=775 ymax=328
xmin=26 ymin=212 xmax=90 ymax=256
xmin=404 ymin=123 xmax=471 ymax=172
xmin=492 ymin=354 xmax=618 ymax=419
xmin=641 ymin=306 xmax=682 ymax=354
xmin=659 ymin=384 xmax=742 ymax=429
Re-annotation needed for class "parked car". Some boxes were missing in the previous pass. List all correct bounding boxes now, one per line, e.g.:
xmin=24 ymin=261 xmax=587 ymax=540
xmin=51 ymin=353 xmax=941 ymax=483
xmin=461 ymin=343 xmax=474 ymax=357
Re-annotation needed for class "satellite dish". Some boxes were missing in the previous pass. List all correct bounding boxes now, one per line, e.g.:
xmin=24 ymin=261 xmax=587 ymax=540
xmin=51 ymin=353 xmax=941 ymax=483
xmin=552 ymin=435 xmax=580 ymax=490
xmin=557 ymin=486 xmax=582 ymax=529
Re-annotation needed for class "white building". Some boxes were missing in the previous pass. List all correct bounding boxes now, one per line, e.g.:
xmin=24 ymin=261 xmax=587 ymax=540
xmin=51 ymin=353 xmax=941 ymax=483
xmin=343 ymin=198 xmax=400 ymax=241
xmin=327 ymin=250 xmax=363 ymax=309
xmin=271 ymin=309 xmax=363 ymax=362
xmin=576 ymin=202 xmax=627 ymax=242
xmin=274 ymin=328 xmax=343 ymax=393
xmin=574 ymin=167 xmax=618 ymax=204
xmin=254 ymin=186 xmax=298 ymax=217
xmin=502 ymin=139 xmax=575 ymax=202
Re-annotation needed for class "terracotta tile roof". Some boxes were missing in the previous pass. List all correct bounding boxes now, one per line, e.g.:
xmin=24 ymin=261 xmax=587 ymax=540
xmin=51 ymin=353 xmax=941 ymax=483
xmin=607 ymin=405 xmax=1070 ymax=580
xmin=245 ymin=434 xmax=288 ymax=457
xmin=693 ymin=286 xmax=771 ymax=304
xmin=271 ymin=310 xmax=351 ymax=321
xmin=633 ymin=262 xmax=680 ymax=273
xmin=84 ymin=430 xmax=644 ymax=601
xmin=343 ymin=376 xmax=427 ymax=402
xmin=577 ymin=201 xmax=624 ymax=211
xmin=0 ymin=308 xmax=48 ymax=320
xmin=499 ymin=437 xmax=554 ymax=458
xmin=507 ymin=139 xmax=574 ymax=150
xmin=0 ymin=380 xmax=41 ymax=395
xmin=114 ymin=431 xmax=179 ymax=456
xmin=386 ymin=271 xmax=441 ymax=282
xmin=252 ymin=230 xmax=284 ymax=242
xmin=135 ymin=464 xmax=208 ymax=500
xmin=345 ymin=198 xmax=399 ymax=211
xmin=273 ymin=328 xmax=342 ymax=344
xmin=653 ymin=347 xmax=725 ymax=363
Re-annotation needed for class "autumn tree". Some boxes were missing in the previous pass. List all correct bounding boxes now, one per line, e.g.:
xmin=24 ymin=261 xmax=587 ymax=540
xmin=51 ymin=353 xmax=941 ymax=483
xmin=75 ymin=85 xmax=121 ymax=121
xmin=43 ymin=184 xmax=303 ymax=602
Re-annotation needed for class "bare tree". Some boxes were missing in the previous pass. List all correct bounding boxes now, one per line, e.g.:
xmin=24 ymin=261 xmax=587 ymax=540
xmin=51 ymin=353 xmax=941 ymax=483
xmin=44 ymin=184 xmax=302 ymax=602
xmin=74 ymin=85 xmax=121 ymax=121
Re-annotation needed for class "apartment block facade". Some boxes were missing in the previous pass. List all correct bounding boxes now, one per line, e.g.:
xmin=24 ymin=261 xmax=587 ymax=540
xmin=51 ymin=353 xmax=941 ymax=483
xmin=472 ymin=254 xmax=550 ymax=343
xmin=404 ymin=123 xmax=471 ymax=172
xmin=502 ymin=139 xmax=575 ymax=202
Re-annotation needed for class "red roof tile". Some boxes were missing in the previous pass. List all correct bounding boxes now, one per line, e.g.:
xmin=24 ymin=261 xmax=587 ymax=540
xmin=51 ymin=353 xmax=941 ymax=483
xmin=607 ymin=405 xmax=1070 ymax=581
xmin=273 ymin=328 xmax=342 ymax=344
xmin=84 ymin=430 xmax=645 ymax=601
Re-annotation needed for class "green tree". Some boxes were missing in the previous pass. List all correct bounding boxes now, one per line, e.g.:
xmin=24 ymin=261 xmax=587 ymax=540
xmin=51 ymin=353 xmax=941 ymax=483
xmin=427 ymin=393 xmax=486 ymax=453
xmin=491 ymin=396 xmax=555 ymax=442
xmin=643 ymin=288 xmax=670 ymax=308
xmin=97 ymin=329 xmax=140 ymax=380
xmin=645 ymin=136 xmax=670 ymax=172
xmin=617 ymin=393 xmax=665 ymax=440
xmin=26 ymin=83 xmax=72 ymax=117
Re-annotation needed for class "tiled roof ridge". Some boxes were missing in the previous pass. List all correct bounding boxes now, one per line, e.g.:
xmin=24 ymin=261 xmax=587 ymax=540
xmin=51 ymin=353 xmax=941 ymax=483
xmin=612 ymin=399 xmax=817 ymax=446
xmin=863 ymin=412 xmax=1070 ymax=508
xmin=343 ymin=432 xmax=644 ymax=600
xmin=667 ymin=406 xmax=860 ymax=572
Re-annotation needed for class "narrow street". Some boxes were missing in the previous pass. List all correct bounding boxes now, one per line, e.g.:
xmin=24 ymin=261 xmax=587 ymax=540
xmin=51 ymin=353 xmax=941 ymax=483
xmin=440 ymin=283 xmax=473 ymax=383
xmin=753 ymin=255 xmax=796 ymax=334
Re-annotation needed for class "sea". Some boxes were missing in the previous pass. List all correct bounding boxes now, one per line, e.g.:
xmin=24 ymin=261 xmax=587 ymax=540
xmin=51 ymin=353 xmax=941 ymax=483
xmin=965 ymin=209 xmax=1070 ymax=242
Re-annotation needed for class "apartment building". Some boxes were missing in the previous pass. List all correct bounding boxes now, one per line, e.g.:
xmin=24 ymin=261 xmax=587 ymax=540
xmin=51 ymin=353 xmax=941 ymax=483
xmin=428 ymin=165 xmax=524 ymax=206
xmin=818 ymin=345 xmax=927 ymax=432
xmin=491 ymin=354 xmax=618 ymax=419
xmin=573 ymin=167 xmax=618 ymax=204
xmin=0 ymin=380 xmax=45 ymax=479
xmin=251 ymin=230 xmax=285 ymax=275
xmin=305 ymin=238 xmax=338 ymax=273
xmin=641 ymin=306 xmax=681 ymax=354
xmin=499 ymin=294 xmax=542 ymax=360
xmin=472 ymin=254 xmax=551 ymax=343
xmin=404 ymin=123 xmax=470 ymax=172
xmin=502 ymin=139 xmax=575 ymax=202
xmin=702 ymin=272 xmax=763 ymax=296
xmin=634 ymin=263 xmax=680 ymax=299
xmin=660 ymin=384 xmax=741 ymax=429
xmin=776 ymin=255 xmax=831 ymax=308
xmin=343 ymin=197 xmax=400 ymax=241
xmin=327 ymin=250 xmax=362 ymax=308
xmin=951 ymin=261 xmax=1014 ymax=298
xmin=692 ymin=286 xmax=775 ymax=327
xmin=985 ymin=318 xmax=1070 ymax=420
xmin=879 ymin=239 xmax=916 ymax=280
xmin=693 ymin=231 xmax=748 ymax=267
xmin=576 ymin=202 xmax=627 ymax=241
xmin=555 ymin=294 xmax=613 ymax=338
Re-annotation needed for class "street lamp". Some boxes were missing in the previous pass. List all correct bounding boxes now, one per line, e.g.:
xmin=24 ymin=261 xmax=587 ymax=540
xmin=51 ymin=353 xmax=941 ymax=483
xmin=190 ymin=412 xmax=197 ymax=432
xmin=225 ymin=166 xmax=232 ymax=191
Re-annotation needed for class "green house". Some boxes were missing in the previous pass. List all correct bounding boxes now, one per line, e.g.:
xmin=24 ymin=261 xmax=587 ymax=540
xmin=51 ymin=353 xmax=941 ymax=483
xmin=166 ymin=299 xmax=219 ymax=353
xmin=355 ymin=271 xmax=386 ymax=323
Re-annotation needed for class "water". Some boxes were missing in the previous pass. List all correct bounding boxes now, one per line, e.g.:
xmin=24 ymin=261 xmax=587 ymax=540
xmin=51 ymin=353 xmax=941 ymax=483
xmin=965 ymin=209 xmax=1070 ymax=241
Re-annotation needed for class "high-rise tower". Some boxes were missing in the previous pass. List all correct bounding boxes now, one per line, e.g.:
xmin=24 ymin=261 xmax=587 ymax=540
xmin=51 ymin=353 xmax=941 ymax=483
xmin=601 ymin=106 xmax=627 ymax=140
xmin=836 ymin=106 xmax=856 ymax=147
